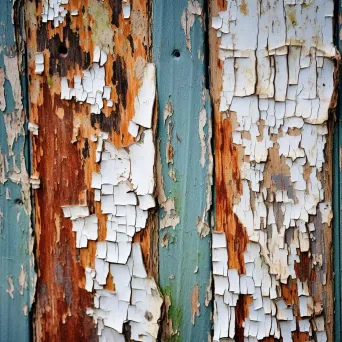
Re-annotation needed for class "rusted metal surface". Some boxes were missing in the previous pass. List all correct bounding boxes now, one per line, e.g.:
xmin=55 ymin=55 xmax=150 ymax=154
xmin=24 ymin=1 xmax=158 ymax=340
xmin=209 ymin=0 xmax=335 ymax=340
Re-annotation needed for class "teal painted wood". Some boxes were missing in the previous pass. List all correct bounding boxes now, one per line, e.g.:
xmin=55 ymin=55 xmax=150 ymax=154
xmin=153 ymin=1 xmax=212 ymax=340
xmin=334 ymin=1 xmax=342 ymax=340
xmin=0 ymin=0 xmax=34 ymax=341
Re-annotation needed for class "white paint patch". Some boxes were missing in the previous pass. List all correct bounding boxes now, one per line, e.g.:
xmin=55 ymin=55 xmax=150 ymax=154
xmin=42 ymin=0 xmax=69 ymax=25
xmin=132 ymin=63 xmax=156 ymax=129
xmin=28 ymin=122 xmax=39 ymax=136
xmin=60 ymin=48 xmax=162 ymax=340
xmin=60 ymin=47 xmax=111 ymax=114
xmin=212 ymin=0 xmax=334 ymax=340
xmin=63 ymin=131 xmax=162 ymax=340
xmin=34 ymin=53 xmax=44 ymax=75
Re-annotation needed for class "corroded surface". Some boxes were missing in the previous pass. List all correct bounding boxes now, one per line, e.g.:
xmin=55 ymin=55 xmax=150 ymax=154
xmin=25 ymin=1 xmax=157 ymax=340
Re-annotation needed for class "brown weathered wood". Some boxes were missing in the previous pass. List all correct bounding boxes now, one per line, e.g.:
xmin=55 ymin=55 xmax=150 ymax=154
xmin=25 ymin=1 xmax=154 ymax=340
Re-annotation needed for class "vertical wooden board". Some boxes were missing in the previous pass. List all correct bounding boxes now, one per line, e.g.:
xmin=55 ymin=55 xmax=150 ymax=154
xmin=334 ymin=1 xmax=342 ymax=339
xmin=0 ymin=0 xmax=34 ymax=340
xmin=25 ymin=0 xmax=158 ymax=340
xmin=153 ymin=1 xmax=213 ymax=340
xmin=209 ymin=0 xmax=335 ymax=341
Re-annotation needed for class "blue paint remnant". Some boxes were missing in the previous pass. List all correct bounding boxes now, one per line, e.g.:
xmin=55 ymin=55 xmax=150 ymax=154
xmin=0 ymin=0 xmax=34 ymax=341
xmin=153 ymin=1 xmax=212 ymax=340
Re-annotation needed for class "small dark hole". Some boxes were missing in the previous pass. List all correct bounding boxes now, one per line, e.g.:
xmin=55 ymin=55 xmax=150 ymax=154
xmin=58 ymin=43 xmax=68 ymax=57
xmin=323 ymin=83 xmax=325 ymax=86
xmin=172 ymin=50 xmax=180 ymax=58
xmin=15 ymin=199 xmax=23 ymax=205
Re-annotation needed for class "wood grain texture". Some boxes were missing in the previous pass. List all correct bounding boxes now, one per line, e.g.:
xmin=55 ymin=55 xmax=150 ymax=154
xmin=25 ymin=1 xmax=152 ymax=340
xmin=153 ymin=1 xmax=213 ymax=340
xmin=0 ymin=0 xmax=34 ymax=340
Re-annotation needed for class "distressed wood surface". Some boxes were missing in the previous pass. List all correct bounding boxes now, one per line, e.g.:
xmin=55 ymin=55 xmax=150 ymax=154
xmin=0 ymin=0 xmax=35 ymax=340
xmin=334 ymin=1 xmax=342 ymax=339
xmin=209 ymin=0 xmax=335 ymax=341
xmin=24 ymin=1 xmax=160 ymax=340
xmin=153 ymin=1 xmax=213 ymax=341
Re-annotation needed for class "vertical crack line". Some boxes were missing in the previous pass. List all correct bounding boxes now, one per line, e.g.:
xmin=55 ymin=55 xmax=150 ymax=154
xmin=203 ymin=0 xmax=210 ymax=90
xmin=333 ymin=0 xmax=342 ymax=339
xmin=203 ymin=0 xmax=216 ymax=338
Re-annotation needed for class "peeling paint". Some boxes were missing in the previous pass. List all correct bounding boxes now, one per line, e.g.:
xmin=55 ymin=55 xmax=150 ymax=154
xmin=181 ymin=0 xmax=202 ymax=52
xmin=63 ymin=128 xmax=163 ymax=340
xmin=6 ymin=276 xmax=15 ymax=299
xmin=190 ymin=284 xmax=200 ymax=324
xmin=59 ymin=43 xmax=162 ymax=339
xmin=26 ymin=0 xmax=154 ymax=338
xmin=210 ymin=0 xmax=335 ymax=340
xmin=0 ymin=1 xmax=35 ymax=339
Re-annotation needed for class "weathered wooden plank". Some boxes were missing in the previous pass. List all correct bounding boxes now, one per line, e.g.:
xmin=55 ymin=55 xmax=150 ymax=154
xmin=209 ymin=0 xmax=335 ymax=340
xmin=25 ymin=1 xmax=161 ymax=340
xmin=153 ymin=1 xmax=213 ymax=340
xmin=0 ymin=0 xmax=35 ymax=340
xmin=334 ymin=1 xmax=342 ymax=339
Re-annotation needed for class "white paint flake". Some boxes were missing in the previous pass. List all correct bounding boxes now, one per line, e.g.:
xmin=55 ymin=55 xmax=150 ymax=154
xmin=132 ymin=63 xmax=156 ymax=129
xmin=34 ymin=53 xmax=44 ymax=75
xmin=123 ymin=3 xmax=131 ymax=19
xmin=28 ymin=122 xmax=39 ymax=136
xmin=41 ymin=0 xmax=69 ymax=26
xmin=59 ymin=47 xmax=113 ymax=114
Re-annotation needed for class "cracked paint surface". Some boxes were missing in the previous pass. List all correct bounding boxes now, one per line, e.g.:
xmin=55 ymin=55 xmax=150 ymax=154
xmin=25 ymin=0 xmax=157 ymax=340
xmin=62 ymin=128 xmax=163 ymax=340
xmin=210 ymin=0 xmax=335 ymax=340
xmin=0 ymin=0 xmax=35 ymax=340
xmin=58 ymin=48 xmax=163 ymax=340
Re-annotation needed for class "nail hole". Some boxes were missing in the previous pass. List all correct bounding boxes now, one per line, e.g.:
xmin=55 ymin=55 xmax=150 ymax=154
xmin=15 ymin=199 xmax=23 ymax=205
xmin=58 ymin=43 xmax=68 ymax=57
xmin=323 ymin=83 xmax=326 ymax=86
xmin=172 ymin=50 xmax=180 ymax=58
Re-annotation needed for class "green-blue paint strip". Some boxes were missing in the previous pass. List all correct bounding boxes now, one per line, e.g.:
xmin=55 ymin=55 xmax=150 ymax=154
xmin=153 ymin=1 xmax=212 ymax=340
xmin=0 ymin=0 xmax=33 ymax=341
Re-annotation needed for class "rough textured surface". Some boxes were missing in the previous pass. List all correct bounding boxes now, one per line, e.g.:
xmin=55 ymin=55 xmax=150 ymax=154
xmin=153 ymin=0 xmax=213 ymax=341
xmin=333 ymin=4 xmax=342 ymax=339
xmin=25 ymin=0 xmax=159 ymax=340
xmin=0 ymin=0 xmax=35 ymax=340
xmin=210 ymin=0 xmax=335 ymax=341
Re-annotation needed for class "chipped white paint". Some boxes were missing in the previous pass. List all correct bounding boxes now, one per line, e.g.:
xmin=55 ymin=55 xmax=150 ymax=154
xmin=42 ymin=0 xmax=69 ymax=27
xmin=34 ymin=53 xmax=44 ymax=75
xmin=28 ymin=122 xmax=39 ymax=136
xmin=181 ymin=0 xmax=202 ymax=52
xmin=60 ymin=47 xmax=110 ymax=114
xmin=123 ymin=3 xmax=131 ymax=19
xmin=42 ymin=0 xmax=68 ymax=25
xmin=5 ymin=276 xmax=14 ymax=299
xmin=29 ymin=176 xmax=40 ymax=190
xmin=61 ymin=49 xmax=162 ymax=340
xmin=132 ymin=63 xmax=156 ymax=129
xmin=0 ymin=68 xmax=6 ymax=111
xmin=212 ymin=0 xmax=335 ymax=340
